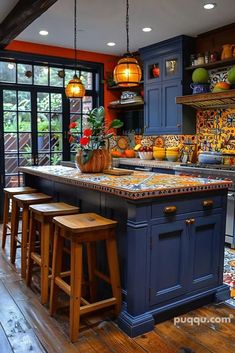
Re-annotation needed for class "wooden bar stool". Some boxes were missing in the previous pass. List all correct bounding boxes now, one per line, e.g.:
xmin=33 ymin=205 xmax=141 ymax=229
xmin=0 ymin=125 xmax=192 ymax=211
xmin=26 ymin=202 xmax=79 ymax=305
xmin=2 ymin=187 xmax=37 ymax=250
xmin=10 ymin=193 xmax=53 ymax=278
xmin=49 ymin=213 xmax=121 ymax=342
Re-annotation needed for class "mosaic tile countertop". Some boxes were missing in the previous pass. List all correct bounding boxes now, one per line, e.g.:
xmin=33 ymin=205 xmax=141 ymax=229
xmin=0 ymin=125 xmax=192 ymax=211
xmin=19 ymin=166 xmax=232 ymax=200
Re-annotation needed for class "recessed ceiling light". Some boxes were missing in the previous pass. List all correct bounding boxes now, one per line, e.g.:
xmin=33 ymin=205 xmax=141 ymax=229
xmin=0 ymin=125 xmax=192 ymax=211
xmin=107 ymin=42 xmax=116 ymax=47
xmin=203 ymin=3 xmax=216 ymax=10
xmin=142 ymin=27 xmax=152 ymax=32
xmin=39 ymin=30 xmax=49 ymax=36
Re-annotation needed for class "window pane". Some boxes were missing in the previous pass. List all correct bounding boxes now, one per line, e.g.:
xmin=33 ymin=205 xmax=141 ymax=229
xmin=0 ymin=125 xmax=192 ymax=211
xmin=38 ymin=154 xmax=50 ymax=166
xmin=51 ymin=93 xmax=62 ymax=112
xmin=19 ymin=133 xmax=32 ymax=152
xmin=38 ymin=113 xmax=49 ymax=133
xmin=5 ymin=154 xmax=18 ymax=174
xmin=38 ymin=134 xmax=50 ymax=152
xmin=4 ymin=133 xmax=17 ymax=152
xmin=50 ymin=67 xmax=63 ymax=87
xmin=17 ymin=64 xmax=32 ymax=84
xmin=81 ymin=71 xmax=93 ymax=90
xmin=18 ymin=91 xmax=31 ymax=111
xmin=51 ymin=134 xmax=62 ymax=152
xmin=19 ymin=112 xmax=31 ymax=132
xmin=0 ymin=62 xmax=16 ymax=83
xmin=3 ymin=90 xmax=17 ymax=110
xmin=5 ymin=175 xmax=19 ymax=188
xmin=64 ymin=69 xmax=75 ymax=86
xmin=51 ymin=114 xmax=62 ymax=132
xmin=19 ymin=153 xmax=32 ymax=166
xmin=70 ymin=99 xmax=81 ymax=113
xmin=4 ymin=112 xmax=17 ymax=132
xmin=51 ymin=153 xmax=62 ymax=165
xmin=34 ymin=65 xmax=49 ymax=85
xmin=83 ymin=96 xmax=93 ymax=113
xmin=37 ymin=92 xmax=50 ymax=112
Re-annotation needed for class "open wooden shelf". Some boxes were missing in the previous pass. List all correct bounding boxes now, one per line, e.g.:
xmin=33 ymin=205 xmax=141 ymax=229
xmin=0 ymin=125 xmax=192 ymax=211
xmin=185 ymin=57 xmax=235 ymax=71
xmin=176 ymin=89 xmax=235 ymax=109
xmin=108 ymin=102 xmax=144 ymax=110
xmin=107 ymin=81 xmax=144 ymax=91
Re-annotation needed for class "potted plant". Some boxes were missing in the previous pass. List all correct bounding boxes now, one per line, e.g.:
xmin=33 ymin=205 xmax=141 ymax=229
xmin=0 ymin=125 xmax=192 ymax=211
xmin=68 ymin=106 xmax=123 ymax=172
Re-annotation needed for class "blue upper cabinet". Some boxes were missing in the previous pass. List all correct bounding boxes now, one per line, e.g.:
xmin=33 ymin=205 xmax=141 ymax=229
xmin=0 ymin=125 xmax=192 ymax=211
xmin=139 ymin=35 xmax=196 ymax=135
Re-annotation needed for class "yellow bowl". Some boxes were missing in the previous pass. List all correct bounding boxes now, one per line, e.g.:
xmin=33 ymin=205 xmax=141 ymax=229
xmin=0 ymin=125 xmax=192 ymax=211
xmin=153 ymin=147 xmax=165 ymax=151
xmin=153 ymin=150 xmax=165 ymax=160
xmin=166 ymin=147 xmax=179 ymax=152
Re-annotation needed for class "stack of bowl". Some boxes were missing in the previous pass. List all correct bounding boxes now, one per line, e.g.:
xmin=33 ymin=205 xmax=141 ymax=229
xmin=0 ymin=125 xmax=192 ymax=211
xmin=166 ymin=147 xmax=179 ymax=162
xmin=153 ymin=147 xmax=165 ymax=161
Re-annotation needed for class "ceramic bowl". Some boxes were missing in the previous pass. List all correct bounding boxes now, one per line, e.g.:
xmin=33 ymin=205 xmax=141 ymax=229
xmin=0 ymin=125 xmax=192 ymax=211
xmin=198 ymin=151 xmax=222 ymax=164
xmin=153 ymin=150 xmax=165 ymax=160
xmin=139 ymin=152 xmax=153 ymax=160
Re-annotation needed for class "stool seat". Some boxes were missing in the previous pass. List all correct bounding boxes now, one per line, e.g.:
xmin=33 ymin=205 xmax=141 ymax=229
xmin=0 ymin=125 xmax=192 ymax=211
xmin=29 ymin=202 xmax=80 ymax=217
xmin=11 ymin=193 xmax=53 ymax=278
xmin=50 ymin=212 xmax=121 ymax=342
xmin=4 ymin=186 xmax=37 ymax=195
xmin=53 ymin=213 xmax=117 ymax=234
xmin=2 ymin=187 xmax=37 ymax=250
xmin=27 ymin=202 xmax=79 ymax=304
xmin=13 ymin=193 xmax=52 ymax=205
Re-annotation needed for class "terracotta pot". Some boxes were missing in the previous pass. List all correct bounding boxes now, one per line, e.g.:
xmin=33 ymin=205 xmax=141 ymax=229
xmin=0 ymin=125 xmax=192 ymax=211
xmin=76 ymin=149 xmax=111 ymax=173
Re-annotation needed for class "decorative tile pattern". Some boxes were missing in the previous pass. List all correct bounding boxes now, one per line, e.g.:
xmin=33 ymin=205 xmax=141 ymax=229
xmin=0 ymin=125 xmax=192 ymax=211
xmin=19 ymin=166 xmax=232 ymax=200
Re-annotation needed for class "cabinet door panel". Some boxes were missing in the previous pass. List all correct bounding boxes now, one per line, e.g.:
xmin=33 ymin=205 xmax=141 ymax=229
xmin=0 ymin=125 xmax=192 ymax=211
xmin=162 ymin=52 xmax=181 ymax=80
xmin=144 ymin=83 xmax=161 ymax=135
xmin=162 ymin=79 xmax=182 ymax=134
xmin=149 ymin=221 xmax=188 ymax=306
xmin=189 ymin=214 xmax=221 ymax=291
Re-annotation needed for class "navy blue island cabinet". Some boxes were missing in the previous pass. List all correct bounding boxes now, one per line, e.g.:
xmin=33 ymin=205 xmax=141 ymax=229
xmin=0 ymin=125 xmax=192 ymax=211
xmin=139 ymin=35 xmax=196 ymax=135
xmin=20 ymin=167 xmax=229 ymax=338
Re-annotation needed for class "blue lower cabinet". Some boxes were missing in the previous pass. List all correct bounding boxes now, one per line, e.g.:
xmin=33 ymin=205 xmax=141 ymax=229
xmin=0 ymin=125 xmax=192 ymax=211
xmin=188 ymin=214 xmax=221 ymax=291
xmin=149 ymin=220 xmax=188 ymax=305
xmin=152 ymin=167 xmax=175 ymax=174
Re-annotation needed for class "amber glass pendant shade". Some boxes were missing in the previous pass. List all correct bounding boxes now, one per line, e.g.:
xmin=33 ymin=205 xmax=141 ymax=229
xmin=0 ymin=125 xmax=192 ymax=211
xmin=113 ymin=57 xmax=142 ymax=87
xmin=65 ymin=74 xmax=85 ymax=98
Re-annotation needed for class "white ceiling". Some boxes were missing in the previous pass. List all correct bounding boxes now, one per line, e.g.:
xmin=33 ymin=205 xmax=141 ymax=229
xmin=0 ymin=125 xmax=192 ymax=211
xmin=1 ymin=0 xmax=235 ymax=55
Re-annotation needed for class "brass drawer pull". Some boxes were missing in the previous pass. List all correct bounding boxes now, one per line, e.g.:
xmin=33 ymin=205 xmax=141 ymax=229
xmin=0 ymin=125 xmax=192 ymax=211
xmin=164 ymin=206 xmax=177 ymax=214
xmin=185 ymin=218 xmax=195 ymax=225
xmin=202 ymin=200 xmax=214 ymax=208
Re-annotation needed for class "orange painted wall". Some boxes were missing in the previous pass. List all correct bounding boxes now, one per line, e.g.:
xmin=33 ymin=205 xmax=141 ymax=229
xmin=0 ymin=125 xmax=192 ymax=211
xmin=6 ymin=40 xmax=119 ymax=123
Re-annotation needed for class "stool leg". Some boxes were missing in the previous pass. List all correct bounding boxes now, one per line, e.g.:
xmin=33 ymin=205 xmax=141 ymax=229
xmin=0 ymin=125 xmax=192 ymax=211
xmin=21 ymin=206 xmax=29 ymax=278
xmin=10 ymin=199 xmax=19 ymax=264
xmin=70 ymin=240 xmax=83 ymax=342
xmin=41 ymin=222 xmax=51 ymax=305
xmin=2 ymin=194 xmax=10 ymax=250
xmin=86 ymin=242 xmax=97 ymax=302
xmin=50 ymin=226 xmax=64 ymax=316
xmin=106 ymin=233 xmax=122 ymax=316
xmin=26 ymin=212 xmax=37 ymax=287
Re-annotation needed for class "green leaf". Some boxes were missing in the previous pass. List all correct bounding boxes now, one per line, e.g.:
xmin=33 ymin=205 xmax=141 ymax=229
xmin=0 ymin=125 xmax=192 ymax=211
xmin=109 ymin=119 xmax=123 ymax=129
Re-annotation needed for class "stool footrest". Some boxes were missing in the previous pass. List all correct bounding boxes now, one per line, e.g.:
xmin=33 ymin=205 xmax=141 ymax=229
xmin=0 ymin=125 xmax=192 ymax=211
xmin=80 ymin=297 xmax=117 ymax=316
xmin=55 ymin=276 xmax=71 ymax=295
xmin=94 ymin=270 xmax=111 ymax=284
xmin=31 ymin=252 xmax=42 ymax=266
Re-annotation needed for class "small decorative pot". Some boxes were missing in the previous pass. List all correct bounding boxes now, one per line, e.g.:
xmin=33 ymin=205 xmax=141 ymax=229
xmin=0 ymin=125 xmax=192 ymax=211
xmin=76 ymin=149 xmax=111 ymax=173
xmin=190 ymin=83 xmax=210 ymax=94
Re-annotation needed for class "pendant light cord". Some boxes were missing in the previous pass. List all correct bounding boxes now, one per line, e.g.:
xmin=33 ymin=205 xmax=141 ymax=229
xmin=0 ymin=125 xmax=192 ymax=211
xmin=74 ymin=0 xmax=77 ymax=75
xmin=126 ymin=0 xmax=130 ymax=54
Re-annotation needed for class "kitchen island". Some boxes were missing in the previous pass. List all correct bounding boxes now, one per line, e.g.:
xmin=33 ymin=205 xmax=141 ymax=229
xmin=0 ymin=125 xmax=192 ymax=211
xmin=19 ymin=165 xmax=231 ymax=337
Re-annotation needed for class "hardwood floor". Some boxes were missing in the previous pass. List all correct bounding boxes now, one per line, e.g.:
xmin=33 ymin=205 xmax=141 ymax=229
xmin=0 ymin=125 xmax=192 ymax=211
xmin=0 ymin=227 xmax=234 ymax=353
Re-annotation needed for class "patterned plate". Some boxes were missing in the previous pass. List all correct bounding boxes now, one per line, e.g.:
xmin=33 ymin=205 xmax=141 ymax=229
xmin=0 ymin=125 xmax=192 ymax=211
xmin=117 ymin=137 xmax=128 ymax=150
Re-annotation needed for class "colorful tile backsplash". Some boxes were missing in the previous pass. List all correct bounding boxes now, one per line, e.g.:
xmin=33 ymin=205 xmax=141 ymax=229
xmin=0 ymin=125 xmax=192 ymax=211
xmin=112 ymin=108 xmax=235 ymax=153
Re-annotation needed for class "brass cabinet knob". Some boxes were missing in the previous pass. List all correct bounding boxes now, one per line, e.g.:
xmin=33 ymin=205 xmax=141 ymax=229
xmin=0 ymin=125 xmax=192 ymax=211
xmin=185 ymin=218 xmax=195 ymax=225
xmin=164 ymin=206 xmax=177 ymax=214
xmin=202 ymin=200 xmax=213 ymax=208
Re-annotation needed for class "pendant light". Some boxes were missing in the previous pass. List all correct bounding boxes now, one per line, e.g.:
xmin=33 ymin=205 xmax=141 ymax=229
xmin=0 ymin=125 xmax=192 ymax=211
xmin=113 ymin=0 xmax=141 ymax=87
xmin=65 ymin=0 xmax=85 ymax=98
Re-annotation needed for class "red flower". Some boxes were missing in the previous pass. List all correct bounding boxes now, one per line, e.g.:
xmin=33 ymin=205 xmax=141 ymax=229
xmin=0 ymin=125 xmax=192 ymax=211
xmin=83 ymin=129 xmax=92 ymax=137
xmin=69 ymin=122 xmax=77 ymax=129
xmin=80 ymin=136 xmax=90 ymax=145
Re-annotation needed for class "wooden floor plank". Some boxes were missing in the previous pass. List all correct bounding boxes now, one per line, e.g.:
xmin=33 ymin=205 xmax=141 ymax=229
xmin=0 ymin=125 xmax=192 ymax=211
xmin=92 ymin=321 xmax=147 ymax=353
xmin=155 ymin=320 xmax=213 ymax=353
xmin=0 ymin=323 xmax=13 ymax=353
xmin=173 ymin=310 xmax=235 ymax=353
xmin=134 ymin=330 xmax=178 ymax=353
xmin=0 ymin=281 xmax=46 ymax=353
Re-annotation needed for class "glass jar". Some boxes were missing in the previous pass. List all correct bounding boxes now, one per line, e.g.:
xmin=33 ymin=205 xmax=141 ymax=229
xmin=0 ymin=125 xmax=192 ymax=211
xmin=197 ymin=54 xmax=205 ymax=65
